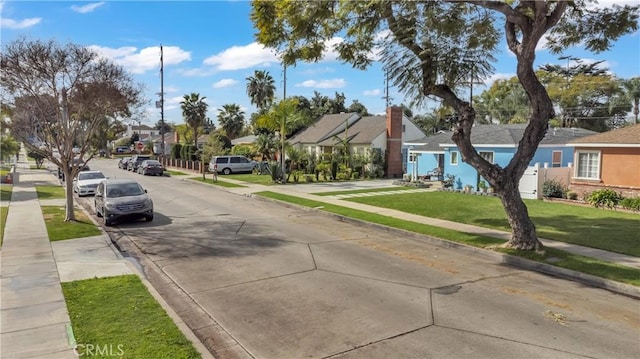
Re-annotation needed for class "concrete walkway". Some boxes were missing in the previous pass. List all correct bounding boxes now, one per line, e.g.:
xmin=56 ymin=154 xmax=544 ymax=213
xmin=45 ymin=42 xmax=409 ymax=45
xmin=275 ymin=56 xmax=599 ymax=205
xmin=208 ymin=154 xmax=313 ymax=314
xmin=0 ymin=156 xmax=213 ymax=358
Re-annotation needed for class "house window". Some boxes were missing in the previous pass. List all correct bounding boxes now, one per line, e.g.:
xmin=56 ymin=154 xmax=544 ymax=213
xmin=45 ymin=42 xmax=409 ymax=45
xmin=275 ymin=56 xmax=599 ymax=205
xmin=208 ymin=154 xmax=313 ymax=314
xmin=575 ymin=151 xmax=600 ymax=179
xmin=552 ymin=151 xmax=562 ymax=167
xmin=450 ymin=151 xmax=459 ymax=165
xmin=479 ymin=151 xmax=494 ymax=164
xmin=402 ymin=124 xmax=406 ymax=132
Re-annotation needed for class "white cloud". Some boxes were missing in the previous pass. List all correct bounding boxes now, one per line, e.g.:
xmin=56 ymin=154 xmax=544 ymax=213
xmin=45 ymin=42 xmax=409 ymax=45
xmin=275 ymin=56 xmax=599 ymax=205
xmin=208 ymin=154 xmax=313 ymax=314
xmin=0 ymin=3 xmax=41 ymax=29
xmin=204 ymin=42 xmax=279 ymax=71
xmin=71 ymin=2 xmax=105 ymax=14
xmin=295 ymin=79 xmax=346 ymax=89
xmin=319 ymin=37 xmax=344 ymax=62
xmin=163 ymin=85 xmax=179 ymax=93
xmin=363 ymin=89 xmax=381 ymax=96
xmin=88 ymin=45 xmax=191 ymax=74
xmin=177 ymin=67 xmax=217 ymax=77
xmin=213 ymin=79 xmax=238 ymax=88
xmin=299 ymin=67 xmax=335 ymax=75
xmin=483 ymin=73 xmax=516 ymax=88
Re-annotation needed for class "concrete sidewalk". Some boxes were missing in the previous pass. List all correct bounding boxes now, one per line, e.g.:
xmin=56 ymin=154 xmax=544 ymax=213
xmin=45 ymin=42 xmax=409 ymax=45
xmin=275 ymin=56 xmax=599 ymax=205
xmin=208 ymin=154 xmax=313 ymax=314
xmin=1 ymin=159 xmax=213 ymax=358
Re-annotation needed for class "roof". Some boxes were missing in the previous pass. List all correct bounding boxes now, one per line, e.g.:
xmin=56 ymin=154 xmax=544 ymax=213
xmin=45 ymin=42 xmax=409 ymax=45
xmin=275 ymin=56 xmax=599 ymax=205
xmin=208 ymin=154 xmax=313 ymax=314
xmin=289 ymin=112 xmax=360 ymax=145
xmin=409 ymin=124 xmax=596 ymax=151
xmin=568 ymin=124 xmax=640 ymax=147
xmin=317 ymin=115 xmax=387 ymax=146
xmin=231 ymin=134 xmax=257 ymax=145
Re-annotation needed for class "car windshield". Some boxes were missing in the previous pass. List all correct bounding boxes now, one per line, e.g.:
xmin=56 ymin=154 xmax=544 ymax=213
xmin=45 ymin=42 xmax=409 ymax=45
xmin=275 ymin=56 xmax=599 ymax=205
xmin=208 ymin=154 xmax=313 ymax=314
xmin=78 ymin=172 xmax=105 ymax=180
xmin=107 ymin=183 xmax=145 ymax=198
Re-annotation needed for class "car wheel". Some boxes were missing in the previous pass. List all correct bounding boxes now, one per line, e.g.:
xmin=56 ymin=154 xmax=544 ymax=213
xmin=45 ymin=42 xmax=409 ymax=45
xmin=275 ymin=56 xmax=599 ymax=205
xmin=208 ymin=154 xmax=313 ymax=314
xmin=145 ymin=214 xmax=153 ymax=222
xmin=103 ymin=209 xmax=112 ymax=226
xmin=223 ymin=168 xmax=231 ymax=175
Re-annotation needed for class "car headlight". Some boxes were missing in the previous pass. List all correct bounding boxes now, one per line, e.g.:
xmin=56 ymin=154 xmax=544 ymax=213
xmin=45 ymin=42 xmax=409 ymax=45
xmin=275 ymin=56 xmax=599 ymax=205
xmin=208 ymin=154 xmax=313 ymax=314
xmin=105 ymin=202 xmax=117 ymax=210
xmin=144 ymin=198 xmax=153 ymax=207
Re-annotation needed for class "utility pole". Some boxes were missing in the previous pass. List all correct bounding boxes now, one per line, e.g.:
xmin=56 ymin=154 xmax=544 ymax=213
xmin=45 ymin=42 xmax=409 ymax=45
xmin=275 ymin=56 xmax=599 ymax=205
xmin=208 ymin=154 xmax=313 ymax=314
xmin=382 ymin=67 xmax=393 ymax=109
xmin=155 ymin=45 xmax=165 ymax=159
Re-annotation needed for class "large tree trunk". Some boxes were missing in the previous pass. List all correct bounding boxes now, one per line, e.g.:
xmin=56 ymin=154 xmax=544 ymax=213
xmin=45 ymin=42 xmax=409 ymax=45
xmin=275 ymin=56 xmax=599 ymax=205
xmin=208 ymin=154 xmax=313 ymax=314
xmin=63 ymin=168 xmax=76 ymax=222
xmin=496 ymin=178 xmax=542 ymax=251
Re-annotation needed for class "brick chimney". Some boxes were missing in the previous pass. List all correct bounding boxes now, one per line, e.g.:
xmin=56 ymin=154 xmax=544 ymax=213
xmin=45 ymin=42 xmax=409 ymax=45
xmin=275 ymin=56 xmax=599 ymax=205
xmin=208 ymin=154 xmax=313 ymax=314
xmin=386 ymin=106 xmax=403 ymax=178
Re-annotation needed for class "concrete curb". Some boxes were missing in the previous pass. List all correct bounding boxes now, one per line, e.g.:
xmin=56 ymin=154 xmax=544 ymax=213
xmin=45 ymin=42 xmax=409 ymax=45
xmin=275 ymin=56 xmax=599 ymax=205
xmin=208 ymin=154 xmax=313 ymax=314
xmin=251 ymin=194 xmax=640 ymax=300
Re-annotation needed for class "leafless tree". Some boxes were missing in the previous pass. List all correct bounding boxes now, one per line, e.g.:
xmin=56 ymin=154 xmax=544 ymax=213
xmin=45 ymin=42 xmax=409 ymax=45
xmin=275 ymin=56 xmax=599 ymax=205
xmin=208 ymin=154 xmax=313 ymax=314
xmin=1 ymin=38 xmax=144 ymax=221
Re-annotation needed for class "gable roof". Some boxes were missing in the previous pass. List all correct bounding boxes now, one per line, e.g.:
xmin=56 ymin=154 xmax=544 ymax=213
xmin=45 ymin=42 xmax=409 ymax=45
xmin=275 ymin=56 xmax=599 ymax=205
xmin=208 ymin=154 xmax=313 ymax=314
xmin=317 ymin=115 xmax=387 ymax=146
xmin=409 ymin=124 xmax=596 ymax=152
xmin=289 ymin=112 xmax=360 ymax=145
xmin=568 ymin=124 xmax=640 ymax=147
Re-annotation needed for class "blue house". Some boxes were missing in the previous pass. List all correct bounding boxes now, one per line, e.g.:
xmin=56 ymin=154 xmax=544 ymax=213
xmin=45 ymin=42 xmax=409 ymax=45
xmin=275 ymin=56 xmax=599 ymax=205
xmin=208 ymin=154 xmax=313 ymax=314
xmin=405 ymin=124 xmax=595 ymax=190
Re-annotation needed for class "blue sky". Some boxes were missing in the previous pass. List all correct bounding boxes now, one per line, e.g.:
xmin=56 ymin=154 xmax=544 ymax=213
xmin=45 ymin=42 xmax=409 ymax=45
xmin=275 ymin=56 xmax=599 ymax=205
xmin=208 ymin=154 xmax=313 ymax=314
xmin=2 ymin=0 xmax=639 ymax=128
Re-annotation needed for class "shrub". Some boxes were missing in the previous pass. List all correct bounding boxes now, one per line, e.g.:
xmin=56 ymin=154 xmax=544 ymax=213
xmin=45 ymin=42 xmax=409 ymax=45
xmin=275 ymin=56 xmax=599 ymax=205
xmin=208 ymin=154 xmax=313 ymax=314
xmin=170 ymin=144 xmax=182 ymax=159
xmin=542 ymin=179 xmax=566 ymax=198
xmin=620 ymin=197 xmax=640 ymax=212
xmin=566 ymin=191 xmax=578 ymax=200
xmin=585 ymin=189 xmax=622 ymax=209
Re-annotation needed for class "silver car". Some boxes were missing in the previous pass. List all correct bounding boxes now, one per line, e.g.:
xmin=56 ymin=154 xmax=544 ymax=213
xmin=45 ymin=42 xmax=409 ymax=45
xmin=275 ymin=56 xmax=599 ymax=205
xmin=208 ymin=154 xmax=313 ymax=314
xmin=208 ymin=155 xmax=258 ymax=175
xmin=73 ymin=170 xmax=107 ymax=196
xmin=94 ymin=179 xmax=153 ymax=226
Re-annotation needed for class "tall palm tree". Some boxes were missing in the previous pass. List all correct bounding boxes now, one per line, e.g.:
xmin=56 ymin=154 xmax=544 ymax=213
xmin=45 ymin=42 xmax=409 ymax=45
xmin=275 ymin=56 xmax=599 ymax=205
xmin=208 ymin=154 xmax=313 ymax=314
xmin=257 ymin=98 xmax=310 ymax=183
xmin=217 ymin=103 xmax=245 ymax=139
xmin=622 ymin=77 xmax=640 ymax=124
xmin=246 ymin=70 xmax=276 ymax=110
xmin=180 ymin=93 xmax=208 ymax=148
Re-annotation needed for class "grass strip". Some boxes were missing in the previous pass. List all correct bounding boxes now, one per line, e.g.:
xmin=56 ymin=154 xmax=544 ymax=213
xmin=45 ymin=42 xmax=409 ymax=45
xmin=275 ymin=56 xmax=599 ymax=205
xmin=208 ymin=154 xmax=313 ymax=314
xmin=312 ymin=186 xmax=413 ymax=196
xmin=42 ymin=206 xmax=102 ymax=241
xmin=62 ymin=275 xmax=201 ymax=359
xmin=256 ymin=191 xmax=640 ymax=286
xmin=346 ymin=191 xmax=640 ymax=256
xmin=190 ymin=177 xmax=246 ymax=188
xmin=166 ymin=170 xmax=188 ymax=176
xmin=0 ymin=206 xmax=8 ymax=245
xmin=223 ymin=173 xmax=275 ymax=185
xmin=1 ymin=185 xmax=12 ymax=201
xmin=36 ymin=185 xmax=65 ymax=199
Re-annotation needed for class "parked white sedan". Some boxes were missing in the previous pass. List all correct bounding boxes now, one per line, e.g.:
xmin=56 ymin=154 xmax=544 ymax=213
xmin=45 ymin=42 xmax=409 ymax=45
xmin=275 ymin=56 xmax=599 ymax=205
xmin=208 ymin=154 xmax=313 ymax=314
xmin=73 ymin=170 xmax=107 ymax=197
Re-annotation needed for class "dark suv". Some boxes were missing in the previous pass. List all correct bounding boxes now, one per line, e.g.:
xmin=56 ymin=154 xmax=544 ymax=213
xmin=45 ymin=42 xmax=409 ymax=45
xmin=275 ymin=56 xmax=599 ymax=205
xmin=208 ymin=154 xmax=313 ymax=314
xmin=127 ymin=155 xmax=151 ymax=172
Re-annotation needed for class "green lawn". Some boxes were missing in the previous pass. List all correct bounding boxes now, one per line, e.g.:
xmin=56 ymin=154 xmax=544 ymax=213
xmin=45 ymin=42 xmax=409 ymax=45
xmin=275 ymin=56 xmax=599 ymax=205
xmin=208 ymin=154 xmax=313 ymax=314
xmin=190 ymin=177 xmax=245 ymax=188
xmin=36 ymin=185 xmax=65 ymax=199
xmin=42 ymin=206 xmax=102 ymax=241
xmin=312 ymin=186 xmax=412 ymax=196
xmin=1 ymin=185 xmax=12 ymax=201
xmin=346 ymin=191 xmax=640 ymax=257
xmin=166 ymin=170 xmax=188 ymax=176
xmin=0 ymin=206 xmax=8 ymax=245
xmin=62 ymin=275 xmax=201 ymax=359
xmin=256 ymin=191 xmax=640 ymax=286
xmin=225 ymin=173 xmax=275 ymax=185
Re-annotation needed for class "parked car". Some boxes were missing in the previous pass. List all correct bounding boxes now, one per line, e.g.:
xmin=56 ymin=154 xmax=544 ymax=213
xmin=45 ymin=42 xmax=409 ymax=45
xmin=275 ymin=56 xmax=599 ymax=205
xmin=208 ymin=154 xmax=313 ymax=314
xmin=137 ymin=160 xmax=164 ymax=176
xmin=94 ymin=179 xmax=153 ymax=226
xmin=73 ymin=170 xmax=107 ymax=197
xmin=118 ymin=157 xmax=131 ymax=169
xmin=58 ymin=157 xmax=90 ymax=181
xmin=209 ymin=155 xmax=258 ymax=175
xmin=127 ymin=155 xmax=152 ymax=172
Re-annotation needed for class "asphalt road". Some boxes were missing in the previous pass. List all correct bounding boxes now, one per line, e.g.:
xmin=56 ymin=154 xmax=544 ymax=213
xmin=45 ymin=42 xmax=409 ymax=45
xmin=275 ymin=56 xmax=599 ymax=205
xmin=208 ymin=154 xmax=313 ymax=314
xmin=82 ymin=158 xmax=640 ymax=359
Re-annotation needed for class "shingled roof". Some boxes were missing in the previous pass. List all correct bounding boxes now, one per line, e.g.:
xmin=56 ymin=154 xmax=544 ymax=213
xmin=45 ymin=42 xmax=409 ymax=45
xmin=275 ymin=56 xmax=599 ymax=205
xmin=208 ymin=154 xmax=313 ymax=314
xmin=409 ymin=124 xmax=595 ymax=151
xmin=568 ymin=124 xmax=640 ymax=146
xmin=289 ymin=112 xmax=360 ymax=145
xmin=317 ymin=115 xmax=387 ymax=146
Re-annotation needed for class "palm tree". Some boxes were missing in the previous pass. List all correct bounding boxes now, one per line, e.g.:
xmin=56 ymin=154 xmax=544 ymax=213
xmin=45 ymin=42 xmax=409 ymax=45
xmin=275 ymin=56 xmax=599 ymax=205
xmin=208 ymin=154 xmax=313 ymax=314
xmin=254 ymin=132 xmax=276 ymax=161
xmin=246 ymin=70 xmax=275 ymax=110
xmin=257 ymin=98 xmax=310 ymax=183
xmin=180 ymin=93 xmax=208 ymax=147
xmin=217 ymin=103 xmax=245 ymax=139
xmin=622 ymin=77 xmax=640 ymax=124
